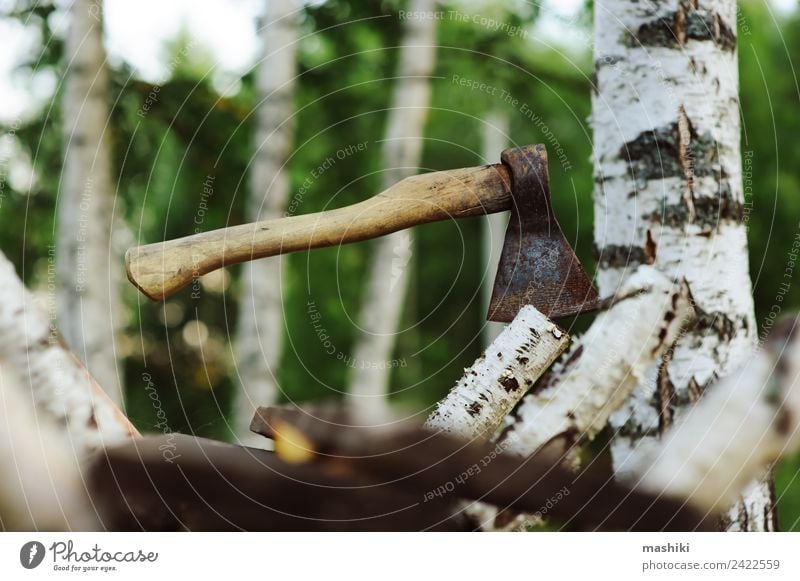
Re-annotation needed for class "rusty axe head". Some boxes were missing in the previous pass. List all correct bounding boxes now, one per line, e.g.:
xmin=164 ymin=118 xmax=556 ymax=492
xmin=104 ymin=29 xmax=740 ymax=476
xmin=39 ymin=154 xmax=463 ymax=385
xmin=487 ymin=144 xmax=598 ymax=322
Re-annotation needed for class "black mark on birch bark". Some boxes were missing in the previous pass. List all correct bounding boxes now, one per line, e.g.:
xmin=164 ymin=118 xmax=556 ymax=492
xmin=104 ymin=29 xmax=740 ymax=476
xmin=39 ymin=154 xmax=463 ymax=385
xmin=645 ymin=230 xmax=657 ymax=264
xmin=678 ymin=106 xmax=697 ymax=223
xmin=594 ymin=244 xmax=648 ymax=269
xmin=499 ymin=373 xmax=520 ymax=393
xmin=624 ymin=4 xmax=736 ymax=51
xmin=695 ymin=310 xmax=743 ymax=342
xmin=657 ymin=350 xmax=675 ymax=433
xmin=687 ymin=376 xmax=702 ymax=404
xmin=620 ymin=118 xmax=721 ymax=185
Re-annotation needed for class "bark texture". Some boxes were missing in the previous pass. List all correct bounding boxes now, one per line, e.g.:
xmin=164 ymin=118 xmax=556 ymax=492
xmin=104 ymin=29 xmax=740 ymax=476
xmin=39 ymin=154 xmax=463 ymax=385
xmin=481 ymin=111 xmax=510 ymax=345
xmin=501 ymin=266 xmax=695 ymax=458
xmin=0 ymin=251 xmax=138 ymax=455
xmin=346 ymin=0 xmax=439 ymax=419
xmin=234 ymin=0 xmax=299 ymax=446
xmin=57 ymin=0 xmax=122 ymax=405
xmin=628 ymin=316 xmax=799 ymax=526
xmin=592 ymin=0 xmax=772 ymax=528
xmin=426 ymin=305 xmax=568 ymax=440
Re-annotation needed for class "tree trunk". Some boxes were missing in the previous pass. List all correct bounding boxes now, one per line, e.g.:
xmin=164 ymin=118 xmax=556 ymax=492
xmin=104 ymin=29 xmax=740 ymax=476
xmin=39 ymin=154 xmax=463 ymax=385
xmin=233 ymin=0 xmax=299 ymax=446
xmin=592 ymin=0 xmax=774 ymax=529
xmin=627 ymin=316 xmax=798 ymax=524
xmin=346 ymin=0 xmax=438 ymax=420
xmin=481 ymin=111 xmax=509 ymax=346
xmin=57 ymin=0 xmax=122 ymax=405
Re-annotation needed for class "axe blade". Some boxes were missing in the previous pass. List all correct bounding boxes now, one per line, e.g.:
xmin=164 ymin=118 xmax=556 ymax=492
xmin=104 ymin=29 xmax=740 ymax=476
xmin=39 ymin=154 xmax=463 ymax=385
xmin=487 ymin=145 xmax=599 ymax=322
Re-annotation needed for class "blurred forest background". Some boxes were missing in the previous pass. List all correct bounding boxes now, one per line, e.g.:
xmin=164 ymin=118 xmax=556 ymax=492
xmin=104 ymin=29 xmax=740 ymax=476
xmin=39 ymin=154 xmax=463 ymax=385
xmin=2 ymin=0 xmax=800 ymax=527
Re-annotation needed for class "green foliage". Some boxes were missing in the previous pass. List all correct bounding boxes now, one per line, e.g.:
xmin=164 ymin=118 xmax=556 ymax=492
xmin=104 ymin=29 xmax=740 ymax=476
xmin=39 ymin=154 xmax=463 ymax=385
xmin=738 ymin=0 xmax=800 ymax=530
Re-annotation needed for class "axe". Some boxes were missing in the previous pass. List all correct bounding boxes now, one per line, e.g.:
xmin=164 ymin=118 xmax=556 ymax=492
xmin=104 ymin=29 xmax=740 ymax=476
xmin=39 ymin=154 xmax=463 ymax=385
xmin=125 ymin=144 xmax=598 ymax=322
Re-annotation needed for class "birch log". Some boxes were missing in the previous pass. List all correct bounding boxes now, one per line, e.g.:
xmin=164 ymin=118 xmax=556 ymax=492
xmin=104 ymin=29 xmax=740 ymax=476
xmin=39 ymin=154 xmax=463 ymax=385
xmin=346 ymin=0 xmax=438 ymax=420
xmin=234 ymin=0 xmax=299 ymax=447
xmin=469 ymin=266 xmax=694 ymax=531
xmin=57 ymin=0 xmax=122 ymax=405
xmin=481 ymin=111 xmax=510 ymax=346
xmin=500 ymin=266 xmax=695 ymax=457
xmin=0 ymin=251 xmax=138 ymax=455
xmin=0 ymin=362 xmax=95 ymax=530
xmin=426 ymin=306 xmax=568 ymax=440
xmin=592 ymin=0 xmax=771 ymax=528
xmin=628 ymin=316 xmax=800 ymax=522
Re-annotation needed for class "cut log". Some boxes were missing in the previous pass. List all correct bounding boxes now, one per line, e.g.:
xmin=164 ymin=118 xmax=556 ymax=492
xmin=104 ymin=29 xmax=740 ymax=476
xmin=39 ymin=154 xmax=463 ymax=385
xmin=0 ymin=362 xmax=95 ymax=530
xmin=89 ymin=432 xmax=464 ymax=531
xmin=246 ymin=406 xmax=714 ymax=531
xmin=500 ymin=265 xmax=695 ymax=457
xmin=426 ymin=305 xmax=569 ymax=440
xmin=0 ymin=251 xmax=138 ymax=455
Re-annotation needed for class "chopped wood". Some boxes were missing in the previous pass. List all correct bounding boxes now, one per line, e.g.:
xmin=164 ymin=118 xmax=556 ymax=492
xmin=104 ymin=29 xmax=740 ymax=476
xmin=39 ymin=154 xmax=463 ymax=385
xmin=426 ymin=305 xmax=569 ymax=440
xmin=0 ymin=251 xmax=138 ymax=455
xmin=0 ymin=361 xmax=95 ymax=530
xmin=500 ymin=265 xmax=695 ymax=457
xmin=245 ymin=406 xmax=713 ymax=531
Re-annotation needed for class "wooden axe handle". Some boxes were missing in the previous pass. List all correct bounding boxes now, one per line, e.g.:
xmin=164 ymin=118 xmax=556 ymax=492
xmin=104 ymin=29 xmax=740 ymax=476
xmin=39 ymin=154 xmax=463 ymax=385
xmin=126 ymin=164 xmax=511 ymax=300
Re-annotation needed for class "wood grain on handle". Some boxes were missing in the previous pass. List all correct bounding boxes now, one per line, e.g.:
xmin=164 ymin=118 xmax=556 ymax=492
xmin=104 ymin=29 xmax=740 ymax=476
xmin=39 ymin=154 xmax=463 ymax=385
xmin=126 ymin=163 xmax=512 ymax=300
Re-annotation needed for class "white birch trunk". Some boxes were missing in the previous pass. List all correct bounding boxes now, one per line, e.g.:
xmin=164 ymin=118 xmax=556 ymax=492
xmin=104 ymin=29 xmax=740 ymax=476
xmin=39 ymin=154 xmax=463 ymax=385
xmin=501 ymin=266 xmax=695 ymax=458
xmin=57 ymin=0 xmax=122 ymax=405
xmin=233 ymin=0 xmax=299 ymax=447
xmin=0 ymin=362 xmax=96 ymax=530
xmin=346 ymin=0 xmax=438 ymax=420
xmin=592 ymin=0 xmax=773 ymax=529
xmin=627 ymin=317 xmax=800 ymax=522
xmin=0 ymin=250 xmax=138 ymax=456
xmin=426 ymin=306 xmax=568 ymax=440
xmin=481 ymin=111 xmax=509 ymax=346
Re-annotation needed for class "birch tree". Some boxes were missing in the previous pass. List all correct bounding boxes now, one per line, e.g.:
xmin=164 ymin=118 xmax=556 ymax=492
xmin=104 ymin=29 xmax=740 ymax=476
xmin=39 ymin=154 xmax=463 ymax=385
xmin=57 ymin=0 xmax=122 ymax=405
xmin=233 ymin=0 xmax=299 ymax=446
xmin=592 ymin=0 xmax=773 ymax=529
xmin=481 ymin=111 xmax=509 ymax=346
xmin=346 ymin=0 xmax=439 ymax=419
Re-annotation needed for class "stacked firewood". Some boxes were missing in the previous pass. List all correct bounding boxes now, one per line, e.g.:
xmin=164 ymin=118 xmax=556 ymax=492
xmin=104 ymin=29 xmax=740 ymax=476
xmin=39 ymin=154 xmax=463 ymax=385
xmin=2 ymin=250 xmax=799 ymax=531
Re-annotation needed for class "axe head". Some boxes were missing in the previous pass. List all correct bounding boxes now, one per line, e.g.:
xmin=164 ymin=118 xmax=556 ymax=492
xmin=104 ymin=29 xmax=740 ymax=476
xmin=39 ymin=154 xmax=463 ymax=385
xmin=487 ymin=145 xmax=599 ymax=322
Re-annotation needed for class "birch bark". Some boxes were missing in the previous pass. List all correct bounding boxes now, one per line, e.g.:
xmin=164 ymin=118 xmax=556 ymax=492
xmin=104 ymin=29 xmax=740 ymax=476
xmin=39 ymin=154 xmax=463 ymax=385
xmin=426 ymin=305 xmax=568 ymax=440
xmin=592 ymin=0 xmax=773 ymax=529
xmin=0 ymin=250 xmax=138 ymax=455
xmin=0 ymin=362 xmax=95 ymax=530
xmin=346 ymin=0 xmax=438 ymax=420
xmin=233 ymin=0 xmax=299 ymax=446
xmin=500 ymin=267 xmax=695 ymax=458
xmin=628 ymin=317 xmax=799 ymax=524
xmin=57 ymin=0 xmax=122 ymax=405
